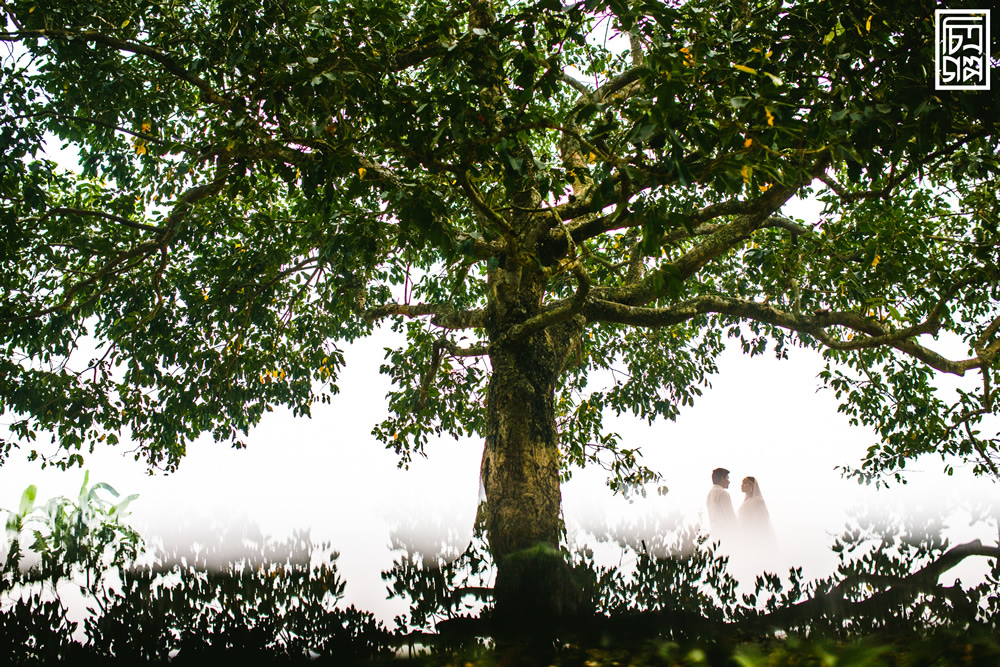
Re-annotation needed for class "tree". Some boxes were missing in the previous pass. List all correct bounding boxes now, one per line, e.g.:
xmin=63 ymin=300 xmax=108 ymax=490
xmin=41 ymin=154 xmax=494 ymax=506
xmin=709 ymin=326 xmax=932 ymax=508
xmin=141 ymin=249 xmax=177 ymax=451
xmin=1 ymin=0 xmax=998 ymax=630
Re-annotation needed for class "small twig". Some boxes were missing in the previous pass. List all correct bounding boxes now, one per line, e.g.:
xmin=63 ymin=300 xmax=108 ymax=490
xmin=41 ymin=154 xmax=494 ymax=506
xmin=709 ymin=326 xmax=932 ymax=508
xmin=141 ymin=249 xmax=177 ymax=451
xmin=414 ymin=337 xmax=488 ymax=410
xmin=414 ymin=342 xmax=444 ymax=411
xmin=279 ymin=259 xmax=324 ymax=329
xmin=456 ymin=171 xmax=515 ymax=241
xmin=17 ymin=110 xmax=190 ymax=149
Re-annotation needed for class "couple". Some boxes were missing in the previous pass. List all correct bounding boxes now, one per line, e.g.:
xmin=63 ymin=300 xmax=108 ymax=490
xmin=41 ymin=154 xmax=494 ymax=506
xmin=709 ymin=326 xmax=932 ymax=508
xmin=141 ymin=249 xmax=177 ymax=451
xmin=706 ymin=467 xmax=774 ymax=547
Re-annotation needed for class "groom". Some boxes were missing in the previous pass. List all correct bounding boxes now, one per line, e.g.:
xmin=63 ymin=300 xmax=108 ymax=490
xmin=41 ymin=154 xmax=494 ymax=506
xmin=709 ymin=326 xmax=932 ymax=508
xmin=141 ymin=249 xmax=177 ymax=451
xmin=706 ymin=467 xmax=736 ymax=539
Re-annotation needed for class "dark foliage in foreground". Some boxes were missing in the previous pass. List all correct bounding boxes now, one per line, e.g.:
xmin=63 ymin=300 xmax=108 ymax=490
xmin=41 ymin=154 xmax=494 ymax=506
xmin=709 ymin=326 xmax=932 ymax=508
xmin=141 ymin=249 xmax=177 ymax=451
xmin=3 ymin=486 xmax=997 ymax=665
xmin=386 ymin=509 xmax=1000 ymax=652
xmin=2 ymin=531 xmax=392 ymax=664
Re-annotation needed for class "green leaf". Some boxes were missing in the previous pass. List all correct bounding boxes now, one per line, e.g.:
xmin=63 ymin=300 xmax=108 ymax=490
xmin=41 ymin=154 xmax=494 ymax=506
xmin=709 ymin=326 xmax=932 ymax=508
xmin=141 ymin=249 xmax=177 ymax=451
xmin=112 ymin=494 xmax=140 ymax=517
xmin=823 ymin=18 xmax=845 ymax=45
xmin=90 ymin=482 xmax=119 ymax=500
xmin=18 ymin=485 xmax=37 ymax=516
xmin=78 ymin=471 xmax=90 ymax=501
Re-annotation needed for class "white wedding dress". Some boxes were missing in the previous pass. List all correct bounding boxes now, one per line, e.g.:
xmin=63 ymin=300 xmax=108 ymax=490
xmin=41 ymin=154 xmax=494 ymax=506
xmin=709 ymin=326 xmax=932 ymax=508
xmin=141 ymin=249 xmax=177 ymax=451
xmin=738 ymin=480 xmax=777 ymax=553
xmin=739 ymin=495 xmax=774 ymax=542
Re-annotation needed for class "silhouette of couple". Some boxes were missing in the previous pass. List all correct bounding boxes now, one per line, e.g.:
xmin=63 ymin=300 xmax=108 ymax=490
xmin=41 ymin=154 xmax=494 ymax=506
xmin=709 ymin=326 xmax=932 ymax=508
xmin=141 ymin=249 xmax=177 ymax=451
xmin=706 ymin=467 xmax=775 ymax=548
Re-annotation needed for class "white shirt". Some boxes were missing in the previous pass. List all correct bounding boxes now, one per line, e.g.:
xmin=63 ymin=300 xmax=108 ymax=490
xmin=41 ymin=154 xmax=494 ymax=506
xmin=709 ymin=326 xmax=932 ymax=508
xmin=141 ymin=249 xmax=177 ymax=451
xmin=706 ymin=484 xmax=737 ymax=537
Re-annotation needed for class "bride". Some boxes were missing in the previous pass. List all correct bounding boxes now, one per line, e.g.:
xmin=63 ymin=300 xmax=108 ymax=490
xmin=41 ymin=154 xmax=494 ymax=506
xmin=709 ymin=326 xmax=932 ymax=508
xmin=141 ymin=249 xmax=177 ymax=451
xmin=738 ymin=476 xmax=776 ymax=547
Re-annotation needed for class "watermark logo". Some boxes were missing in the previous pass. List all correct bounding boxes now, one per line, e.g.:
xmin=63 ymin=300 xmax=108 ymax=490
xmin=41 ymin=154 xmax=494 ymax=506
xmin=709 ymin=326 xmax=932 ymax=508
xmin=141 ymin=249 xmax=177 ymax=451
xmin=935 ymin=9 xmax=991 ymax=90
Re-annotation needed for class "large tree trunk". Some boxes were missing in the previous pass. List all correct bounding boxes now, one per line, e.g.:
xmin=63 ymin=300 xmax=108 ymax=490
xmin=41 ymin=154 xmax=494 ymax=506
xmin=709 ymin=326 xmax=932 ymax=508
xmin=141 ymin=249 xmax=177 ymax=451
xmin=466 ymin=0 xmax=586 ymax=629
xmin=481 ymin=315 xmax=585 ymax=635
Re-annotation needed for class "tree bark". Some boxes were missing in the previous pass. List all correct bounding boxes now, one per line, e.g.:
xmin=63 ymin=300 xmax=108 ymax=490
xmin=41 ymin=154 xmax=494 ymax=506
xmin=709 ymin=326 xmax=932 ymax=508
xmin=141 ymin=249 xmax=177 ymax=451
xmin=481 ymin=306 xmax=585 ymax=634
xmin=465 ymin=0 xmax=586 ymax=632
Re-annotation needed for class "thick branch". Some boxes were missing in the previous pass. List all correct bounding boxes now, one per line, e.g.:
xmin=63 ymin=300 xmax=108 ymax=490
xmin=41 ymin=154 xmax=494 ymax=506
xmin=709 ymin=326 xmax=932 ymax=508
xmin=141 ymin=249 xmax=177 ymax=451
xmin=565 ymin=156 xmax=824 ymax=246
xmin=355 ymin=153 xmax=409 ymax=186
xmin=591 ymin=159 xmax=828 ymax=305
xmin=974 ymin=314 xmax=1000 ymax=361
xmin=582 ymin=294 xmax=991 ymax=376
xmin=559 ymin=71 xmax=593 ymax=99
xmin=593 ymin=213 xmax=771 ymax=306
xmin=643 ymin=216 xmax=813 ymax=252
xmin=502 ymin=260 xmax=590 ymax=343
xmin=158 ymin=168 xmax=231 ymax=243
xmin=440 ymin=339 xmax=489 ymax=357
xmin=629 ymin=31 xmax=645 ymax=67
xmin=594 ymin=66 xmax=645 ymax=103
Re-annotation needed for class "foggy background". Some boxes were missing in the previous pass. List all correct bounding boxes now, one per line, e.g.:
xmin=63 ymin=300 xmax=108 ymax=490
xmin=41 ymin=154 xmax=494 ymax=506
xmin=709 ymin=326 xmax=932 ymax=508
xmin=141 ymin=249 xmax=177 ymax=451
xmin=2 ymin=312 xmax=996 ymax=624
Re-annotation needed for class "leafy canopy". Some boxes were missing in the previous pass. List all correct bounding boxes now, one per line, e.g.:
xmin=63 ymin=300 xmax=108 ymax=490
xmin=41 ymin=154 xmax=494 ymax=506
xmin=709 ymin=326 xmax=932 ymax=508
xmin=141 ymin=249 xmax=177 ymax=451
xmin=1 ymin=0 xmax=998 ymax=488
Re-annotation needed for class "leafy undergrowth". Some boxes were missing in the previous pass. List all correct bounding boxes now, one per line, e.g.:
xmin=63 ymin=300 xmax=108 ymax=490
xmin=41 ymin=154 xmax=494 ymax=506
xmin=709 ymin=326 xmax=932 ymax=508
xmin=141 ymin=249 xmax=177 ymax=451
xmin=3 ymin=479 xmax=998 ymax=665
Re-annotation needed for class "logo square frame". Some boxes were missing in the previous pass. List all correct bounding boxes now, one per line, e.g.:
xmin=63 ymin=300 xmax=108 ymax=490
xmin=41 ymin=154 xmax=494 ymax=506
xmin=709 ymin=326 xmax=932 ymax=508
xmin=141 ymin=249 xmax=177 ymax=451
xmin=935 ymin=9 xmax=991 ymax=91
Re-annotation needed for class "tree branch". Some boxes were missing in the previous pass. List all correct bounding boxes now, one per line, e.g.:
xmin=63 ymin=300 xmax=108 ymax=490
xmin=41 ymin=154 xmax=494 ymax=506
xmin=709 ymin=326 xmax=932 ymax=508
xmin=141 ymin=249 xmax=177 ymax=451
xmin=457 ymin=170 xmax=515 ymax=241
xmin=415 ymin=341 xmax=444 ymax=411
xmin=583 ymin=293 xmax=992 ymax=376
xmin=593 ymin=66 xmax=645 ymax=103
xmin=564 ymin=153 xmax=826 ymax=246
xmin=559 ymin=71 xmax=593 ymax=99
xmin=8 ymin=170 xmax=229 ymax=323
xmin=629 ymin=31 xmax=645 ymax=67
xmin=1 ymin=29 xmax=229 ymax=105
xmin=502 ymin=259 xmax=590 ymax=343
xmin=974 ymin=314 xmax=1000 ymax=362
xmin=8 ymin=242 xmax=159 ymax=323
xmin=15 ymin=110 xmax=186 ymax=148
xmin=818 ymin=172 xmax=895 ymax=203
xmin=589 ymin=158 xmax=829 ymax=305
xmin=158 ymin=167 xmax=231 ymax=243
xmin=639 ymin=216 xmax=813 ymax=254
xmin=26 ymin=207 xmax=165 ymax=234
xmin=363 ymin=303 xmax=485 ymax=330
xmin=820 ymin=127 xmax=993 ymax=205
xmin=440 ymin=338 xmax=489 ymax=358
xmin=415 ymin=336 xmax=488 ymax=410
xmin=744 ymin=539 xmax=1000 ymax=631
